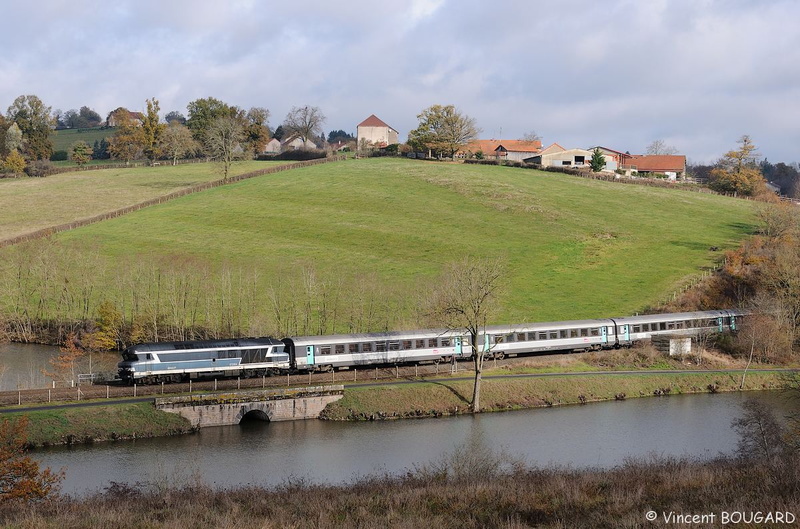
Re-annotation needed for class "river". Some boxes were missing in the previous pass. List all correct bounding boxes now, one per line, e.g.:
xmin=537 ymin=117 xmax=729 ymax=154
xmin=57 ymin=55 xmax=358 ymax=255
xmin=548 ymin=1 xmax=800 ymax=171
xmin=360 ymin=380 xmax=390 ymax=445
xmin=0 ymin=342 xmax=118 ymax=391
xmin=35 ymin=390 xmax=792 ymax=496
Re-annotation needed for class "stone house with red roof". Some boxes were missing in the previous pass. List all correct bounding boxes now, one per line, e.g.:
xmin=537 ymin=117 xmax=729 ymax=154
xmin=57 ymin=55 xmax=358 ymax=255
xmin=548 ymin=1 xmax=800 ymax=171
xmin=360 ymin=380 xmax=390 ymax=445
xmin=357 ymin=115 xmax=399 ymax=148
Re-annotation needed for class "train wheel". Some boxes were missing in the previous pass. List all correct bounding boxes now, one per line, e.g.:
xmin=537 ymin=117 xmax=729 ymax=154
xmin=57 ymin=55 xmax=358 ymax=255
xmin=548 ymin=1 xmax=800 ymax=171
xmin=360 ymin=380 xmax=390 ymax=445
xmin=495 ymin=352 xmax=505 ymax=360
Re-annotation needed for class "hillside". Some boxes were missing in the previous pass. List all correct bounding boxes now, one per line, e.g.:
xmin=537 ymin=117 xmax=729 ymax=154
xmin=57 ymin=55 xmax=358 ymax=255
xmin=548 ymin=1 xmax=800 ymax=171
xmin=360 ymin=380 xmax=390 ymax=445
xmin=0 ymin=160 xmax=291 ymax=242
xmin=50 ymin=127 xmax=117 ymax=153
xmin=32 ymin=157 xmax=758 ymax=331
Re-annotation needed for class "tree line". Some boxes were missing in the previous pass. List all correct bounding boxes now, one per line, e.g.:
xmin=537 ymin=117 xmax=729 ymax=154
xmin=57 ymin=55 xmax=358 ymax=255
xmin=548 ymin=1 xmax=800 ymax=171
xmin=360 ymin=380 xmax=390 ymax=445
xmin=0 ymin=94 xmax=330 ymax=176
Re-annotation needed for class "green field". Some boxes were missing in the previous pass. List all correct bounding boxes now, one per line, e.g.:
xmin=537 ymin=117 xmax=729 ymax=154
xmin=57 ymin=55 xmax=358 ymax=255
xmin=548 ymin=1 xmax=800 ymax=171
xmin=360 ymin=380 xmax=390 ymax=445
xmin=0 ymin=160 xmax=290 ymax=241
xmin=39 ymin=157 xmax=757 ymax=326
xmin=49 ymin=127 xmax=117 ymax=153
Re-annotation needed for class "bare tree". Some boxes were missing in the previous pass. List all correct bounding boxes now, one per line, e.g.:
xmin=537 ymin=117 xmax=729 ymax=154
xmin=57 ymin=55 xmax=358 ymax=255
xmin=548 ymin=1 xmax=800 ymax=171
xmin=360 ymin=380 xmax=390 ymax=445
xmin=283 ymin=106 xmax=326 ymax=145
xmin=427 ymin=257 xmax=505 ymax=412
xmin=159 ymin=122 xmax=199 ymax=165
xmin=520 ymin=131 xmax=541 ymax=143
xmin=645 ymin=139 xmax=678 ymax=155
xmin=205 ymin=116 xmax=246 ymax=181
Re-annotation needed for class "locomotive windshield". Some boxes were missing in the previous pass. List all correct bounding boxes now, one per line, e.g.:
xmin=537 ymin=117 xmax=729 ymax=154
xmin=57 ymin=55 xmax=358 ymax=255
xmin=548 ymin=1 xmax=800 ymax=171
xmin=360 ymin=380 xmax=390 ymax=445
xmin=120 ymin=350 xmax=138 ymax=362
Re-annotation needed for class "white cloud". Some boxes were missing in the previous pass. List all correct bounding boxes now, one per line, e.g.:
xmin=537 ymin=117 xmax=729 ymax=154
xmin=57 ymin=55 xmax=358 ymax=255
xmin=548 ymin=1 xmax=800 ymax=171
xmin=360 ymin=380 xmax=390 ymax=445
xmin=1 ymin=0 xmax=798 ymax=162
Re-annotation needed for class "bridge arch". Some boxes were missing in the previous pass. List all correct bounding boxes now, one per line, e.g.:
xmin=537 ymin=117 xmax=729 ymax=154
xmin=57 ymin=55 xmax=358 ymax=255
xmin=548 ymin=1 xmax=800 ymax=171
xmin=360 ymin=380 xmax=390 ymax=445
xmin=236 ymin=404 xmax=273 ymax=424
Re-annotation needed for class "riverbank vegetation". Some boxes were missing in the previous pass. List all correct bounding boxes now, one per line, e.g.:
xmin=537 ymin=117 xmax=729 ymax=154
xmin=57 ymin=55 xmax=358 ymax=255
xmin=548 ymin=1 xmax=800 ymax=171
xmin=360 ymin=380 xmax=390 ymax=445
xmin=0 ymin=158 xmax=756 ymax=346
xmin=2 ymin=422 xmax=799 ymax=528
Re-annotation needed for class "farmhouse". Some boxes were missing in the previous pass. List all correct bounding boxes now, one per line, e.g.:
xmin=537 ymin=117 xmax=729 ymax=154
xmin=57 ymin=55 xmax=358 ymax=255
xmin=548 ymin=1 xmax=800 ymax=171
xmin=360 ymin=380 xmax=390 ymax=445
xmin=525 ymin=144 xmax=595 ymax=168
xmin=493 ymin=140 xmax=542 ymax=162
xmin=621 ymin=155 xmax=687 ymax=179
xmin=262 ymin=138 xmax=281 ymax=154
xmin=106 ymin=108 xmax=144 ymax=127
xmin=282 ymin=135 xmax=317 ymax=151
xmin=357 ymin=115 xmax=399 ymax=148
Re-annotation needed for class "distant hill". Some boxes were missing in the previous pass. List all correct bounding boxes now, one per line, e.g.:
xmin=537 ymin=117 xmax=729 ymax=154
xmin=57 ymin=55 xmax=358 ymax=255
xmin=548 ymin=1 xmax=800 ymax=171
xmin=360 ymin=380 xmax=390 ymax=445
xmin=50 ymin=127 xmax=117 ymax=153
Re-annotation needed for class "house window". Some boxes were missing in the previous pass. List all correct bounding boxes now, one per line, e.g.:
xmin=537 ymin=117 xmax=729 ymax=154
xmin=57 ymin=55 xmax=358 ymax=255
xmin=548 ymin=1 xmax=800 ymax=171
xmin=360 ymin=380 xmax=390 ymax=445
xmin=562 ymin=161 xmax=572 ymax=166
xmin=575 ymin=156 xmax=585 ymax=165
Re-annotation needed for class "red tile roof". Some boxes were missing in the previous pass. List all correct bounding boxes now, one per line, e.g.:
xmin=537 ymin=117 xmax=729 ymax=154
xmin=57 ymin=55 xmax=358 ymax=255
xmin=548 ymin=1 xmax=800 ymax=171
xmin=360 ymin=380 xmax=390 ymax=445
xmin=462 ymin=139 xmax=503 ymax=154
xmin=628 ymin=155 xmax=686 ymax=172
xmin=358 ymin=114 xmax=393 ymax=128
xmin=495 ymin=140 xmax=542 ymax=153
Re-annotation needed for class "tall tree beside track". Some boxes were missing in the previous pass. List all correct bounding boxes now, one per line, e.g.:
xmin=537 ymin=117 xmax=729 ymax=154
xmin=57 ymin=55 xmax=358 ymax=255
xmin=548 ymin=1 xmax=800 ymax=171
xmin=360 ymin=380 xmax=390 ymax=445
xmin=141 ymin=98 xmax=165 ymax=162
xmin=6 ymin=95 xmax=54 ymax=160
xmin=407 ymin=104 xmax=479 ymax=158
xmin=427 ymin=257 xmax=505 ymax=412
xmin=282 ymin=106 xmax=325 ymax=145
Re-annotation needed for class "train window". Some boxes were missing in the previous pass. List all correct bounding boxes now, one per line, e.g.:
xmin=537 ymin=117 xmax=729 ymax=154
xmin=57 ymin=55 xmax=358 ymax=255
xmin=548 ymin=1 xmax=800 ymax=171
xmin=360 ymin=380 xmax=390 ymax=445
xmin=660 ymin=322 xmax=667 ymax=331
xmin=416 ymin=339 xmax=425 ymax=348
xmin=335 ymin=344 xmax=345 ymax=355
xmin=361 ymin=342 xmax=373 ymax=353
xmin=348 ymin=344 xmax=359 ymax=353
xmin=320 ymin=346 xmax=331 ymax=355
xmin=676 ymin=321 xmax=685 ymax=329
xmin=427 ymin=338 xmax=437 ymax=348
xmin=590 ymin=328 xmax=599 ymax=337
xmin=440 ymin=338 xmax=451 ymax=347
xmin=462 ymin=336 xmax=471 ymax=346
xmin=375 ymin=342 xmax=387 ymax=352
xmin=537 ymin=332 xmax=546 ymax=340
xmin=560 ymin=330 xmax=568 ymax=339
xmin=549 ymin=331 xmax=558 ymax=340
xmin=632 ymin=325 xmax=641 ymax=333
xmin=569 ymin=329 xmax=578 ymax=338
xmin=493 ymin=335 xmax=504 ymax=344
xmin=402 ymin=340 xmax=412 ymax=349
xmin=388 ymin=341 xmax=400 ymax=351
xmin=516 ymin=333 xmax=526 ymax=342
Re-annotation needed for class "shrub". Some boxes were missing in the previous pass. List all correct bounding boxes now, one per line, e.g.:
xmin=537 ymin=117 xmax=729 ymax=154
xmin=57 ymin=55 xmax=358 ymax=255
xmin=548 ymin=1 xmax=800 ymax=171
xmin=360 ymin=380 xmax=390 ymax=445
xmin=50 ymin=150 xmax=68 ymax=161
xmin=256 ymin=150 xmax=327 ymax=161
xmin=24 ymin=160 xmax=54 ymax=177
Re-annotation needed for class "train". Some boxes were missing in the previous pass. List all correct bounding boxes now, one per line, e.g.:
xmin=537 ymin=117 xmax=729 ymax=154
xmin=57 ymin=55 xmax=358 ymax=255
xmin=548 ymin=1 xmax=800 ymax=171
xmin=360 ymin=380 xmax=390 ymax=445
xmin=117 ymin=309 xmax=745 ymax=384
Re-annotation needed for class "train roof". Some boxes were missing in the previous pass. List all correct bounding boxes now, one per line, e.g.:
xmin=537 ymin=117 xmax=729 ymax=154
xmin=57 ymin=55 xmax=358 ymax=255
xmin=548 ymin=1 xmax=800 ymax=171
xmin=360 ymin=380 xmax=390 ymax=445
xmin=610 ymin=309 xmax=745 ymax=325
xmin=127 ymin=337 xmax=282 ymax=353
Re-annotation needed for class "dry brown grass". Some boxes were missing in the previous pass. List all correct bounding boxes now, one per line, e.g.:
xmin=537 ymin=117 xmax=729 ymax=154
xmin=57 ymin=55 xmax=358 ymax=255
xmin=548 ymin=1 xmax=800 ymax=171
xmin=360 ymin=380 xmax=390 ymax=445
xmin=2 ymin=451 xmax=798 ymax=528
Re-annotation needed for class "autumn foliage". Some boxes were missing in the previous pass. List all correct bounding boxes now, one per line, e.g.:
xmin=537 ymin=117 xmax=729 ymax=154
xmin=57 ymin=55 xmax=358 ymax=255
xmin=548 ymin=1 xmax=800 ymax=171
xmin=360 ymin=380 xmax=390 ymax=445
xmin=0 ymin=417 xmax=62 ymax=502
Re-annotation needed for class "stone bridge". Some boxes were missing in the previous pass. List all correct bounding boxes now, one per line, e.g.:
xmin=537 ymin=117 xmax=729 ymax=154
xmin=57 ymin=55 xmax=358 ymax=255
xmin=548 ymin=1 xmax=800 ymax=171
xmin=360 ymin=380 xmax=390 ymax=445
xmin=154 ymin=385 xmax=344 ymax=428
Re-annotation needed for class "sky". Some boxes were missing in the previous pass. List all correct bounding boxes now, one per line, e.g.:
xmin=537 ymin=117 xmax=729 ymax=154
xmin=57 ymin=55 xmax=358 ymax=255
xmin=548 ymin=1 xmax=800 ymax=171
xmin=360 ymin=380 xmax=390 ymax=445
xmin=1 ymin=0 xmax=798 ymax=163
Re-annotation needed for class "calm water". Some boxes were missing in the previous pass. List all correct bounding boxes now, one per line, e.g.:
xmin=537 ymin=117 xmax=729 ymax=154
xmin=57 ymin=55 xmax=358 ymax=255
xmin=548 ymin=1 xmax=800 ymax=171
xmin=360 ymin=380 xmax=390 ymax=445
xmin=36 ymin=390 xmax=793 ymax=496
xmin=0 ymin=342 xmax=118 ymax=391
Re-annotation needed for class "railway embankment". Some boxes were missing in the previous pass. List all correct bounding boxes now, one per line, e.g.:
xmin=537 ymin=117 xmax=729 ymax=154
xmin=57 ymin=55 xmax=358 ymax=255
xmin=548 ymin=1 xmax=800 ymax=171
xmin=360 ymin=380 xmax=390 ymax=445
xmin=319 ymin=369 xmax=788 ymax=421
xmin=7 ymin=366 xmax=790 ymax=448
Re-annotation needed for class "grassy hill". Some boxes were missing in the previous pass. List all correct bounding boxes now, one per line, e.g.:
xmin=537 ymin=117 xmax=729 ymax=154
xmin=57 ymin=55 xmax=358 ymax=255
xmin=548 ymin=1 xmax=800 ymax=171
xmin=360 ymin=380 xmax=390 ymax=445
xmin=50 ymin=127 xmax=117 ymax=153
xmin=34 ymin=157 xmax=758 ymax=329
xmin=0 ymin=160 xmax=291 ymax=242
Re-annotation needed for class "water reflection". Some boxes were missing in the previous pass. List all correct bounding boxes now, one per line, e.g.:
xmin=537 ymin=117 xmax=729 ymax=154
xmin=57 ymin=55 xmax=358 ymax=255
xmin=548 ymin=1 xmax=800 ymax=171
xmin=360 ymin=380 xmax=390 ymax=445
xmin=0 ymin=343 xmax=118 ymax=391
xmin=36 ymin=390 xmax=794 ymax=496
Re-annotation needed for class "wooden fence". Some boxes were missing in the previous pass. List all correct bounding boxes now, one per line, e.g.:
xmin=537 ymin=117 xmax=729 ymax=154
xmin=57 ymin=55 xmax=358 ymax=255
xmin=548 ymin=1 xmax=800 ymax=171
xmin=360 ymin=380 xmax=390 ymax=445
xmin=0 ymin=156 xmax=346 ymax=248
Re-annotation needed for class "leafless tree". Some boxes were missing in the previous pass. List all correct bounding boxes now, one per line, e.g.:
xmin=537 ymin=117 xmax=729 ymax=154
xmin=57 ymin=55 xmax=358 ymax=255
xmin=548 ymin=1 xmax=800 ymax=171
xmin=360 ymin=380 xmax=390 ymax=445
xmin=427 ymin=257 xmax=505 ymax=412
xmin=520 ymin=131 xmax=541 ymax=143
xmin=732 ymin=399 xmax=787 ymax=461
xmin=645 ymin=139 xmax=678 ymax=155
xmin=283 ymin=106 xmax=326 ymax=144
xmin=205 ymin=116 xmax=246 ymax=181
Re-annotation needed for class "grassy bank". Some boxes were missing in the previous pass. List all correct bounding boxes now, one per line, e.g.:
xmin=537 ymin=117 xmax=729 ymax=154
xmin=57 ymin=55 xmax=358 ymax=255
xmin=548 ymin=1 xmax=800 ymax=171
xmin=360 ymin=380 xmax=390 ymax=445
xmin=9 ymin=402 xmax=193 ymax=447
xmin=322 ymin=370 xmax=786 ymax=420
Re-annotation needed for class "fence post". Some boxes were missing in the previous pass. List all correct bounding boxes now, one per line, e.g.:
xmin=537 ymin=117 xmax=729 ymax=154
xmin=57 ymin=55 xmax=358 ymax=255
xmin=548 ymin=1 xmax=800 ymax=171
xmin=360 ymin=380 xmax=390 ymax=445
xmin=48 ymin=389 xmax=51 ymax=403
xmin=18 ymin=391 xmax=21 ymax=406
xmin=134 ymin=384 xmax=137 ymax=397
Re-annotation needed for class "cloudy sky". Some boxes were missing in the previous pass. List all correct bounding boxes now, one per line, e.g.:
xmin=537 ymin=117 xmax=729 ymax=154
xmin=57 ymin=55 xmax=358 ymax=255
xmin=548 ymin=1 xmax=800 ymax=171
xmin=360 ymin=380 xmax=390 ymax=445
xmin=1 ymin=0 xmax=798 ymax=163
